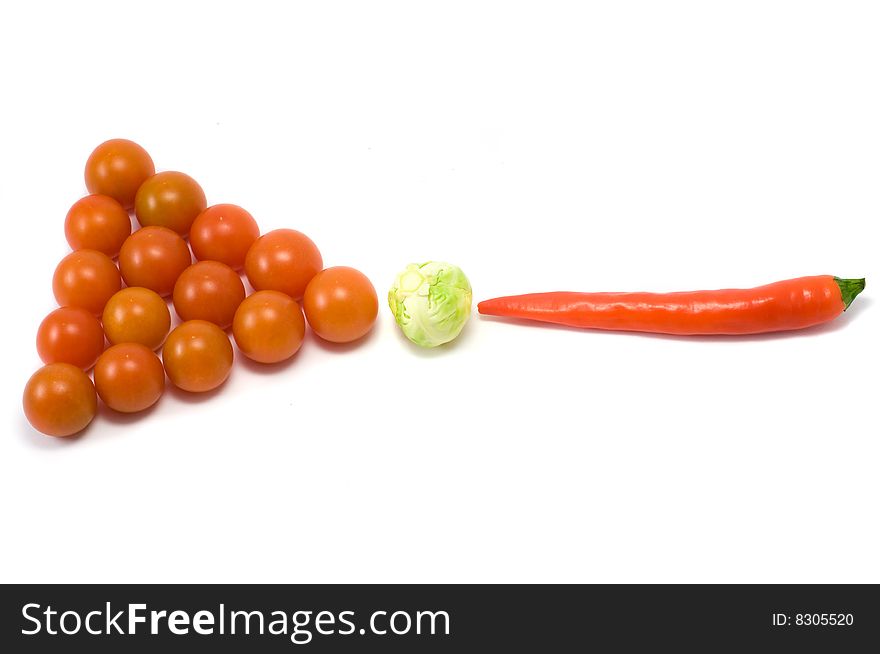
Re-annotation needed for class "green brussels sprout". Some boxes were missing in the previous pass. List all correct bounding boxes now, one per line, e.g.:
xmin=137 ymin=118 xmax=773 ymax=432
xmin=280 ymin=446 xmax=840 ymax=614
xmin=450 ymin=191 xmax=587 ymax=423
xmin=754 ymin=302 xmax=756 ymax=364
xmin=388 ymin=261 xmax=472 ymax=348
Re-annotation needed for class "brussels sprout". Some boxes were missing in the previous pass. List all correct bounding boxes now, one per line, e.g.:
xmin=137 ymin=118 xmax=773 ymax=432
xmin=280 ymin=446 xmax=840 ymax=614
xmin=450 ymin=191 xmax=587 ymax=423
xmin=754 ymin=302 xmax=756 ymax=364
xmin=388 ymin=261 xmax=472 ymax=348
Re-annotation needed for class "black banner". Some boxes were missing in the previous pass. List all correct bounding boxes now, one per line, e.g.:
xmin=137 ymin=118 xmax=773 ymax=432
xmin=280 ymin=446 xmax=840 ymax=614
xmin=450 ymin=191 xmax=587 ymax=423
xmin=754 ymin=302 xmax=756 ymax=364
xmin=1 ymin=584 xmax=877 ymax=651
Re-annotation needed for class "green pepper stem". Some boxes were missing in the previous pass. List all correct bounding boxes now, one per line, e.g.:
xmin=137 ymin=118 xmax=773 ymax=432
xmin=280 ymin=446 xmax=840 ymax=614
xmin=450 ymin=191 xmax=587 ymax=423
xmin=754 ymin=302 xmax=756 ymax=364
xmin=834 ymin=277 xmax=866 ymax=310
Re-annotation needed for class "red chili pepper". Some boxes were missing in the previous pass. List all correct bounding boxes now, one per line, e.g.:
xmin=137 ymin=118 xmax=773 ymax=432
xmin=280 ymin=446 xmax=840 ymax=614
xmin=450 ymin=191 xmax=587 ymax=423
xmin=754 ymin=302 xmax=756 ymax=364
xmin=477 ymin=275 xmax=865 ymax=335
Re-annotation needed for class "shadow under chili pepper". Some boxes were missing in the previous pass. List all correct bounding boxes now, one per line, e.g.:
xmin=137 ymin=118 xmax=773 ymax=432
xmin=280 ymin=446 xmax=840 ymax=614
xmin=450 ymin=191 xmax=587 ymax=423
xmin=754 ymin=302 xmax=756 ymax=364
xmin=477 ymin=296 xmax=872 ymax=343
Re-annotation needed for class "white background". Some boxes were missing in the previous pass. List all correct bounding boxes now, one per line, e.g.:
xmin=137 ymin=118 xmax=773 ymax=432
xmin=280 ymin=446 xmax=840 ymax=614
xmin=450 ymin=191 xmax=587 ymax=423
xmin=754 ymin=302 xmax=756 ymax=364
xmin=1 ymin=1 xmax=877 ymax=583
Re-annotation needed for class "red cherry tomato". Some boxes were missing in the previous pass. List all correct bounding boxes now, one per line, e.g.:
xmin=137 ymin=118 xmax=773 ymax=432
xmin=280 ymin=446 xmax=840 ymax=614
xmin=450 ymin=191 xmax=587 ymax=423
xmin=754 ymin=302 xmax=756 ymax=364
xmin=172 ymin=261 xmax=245 ymax=329
xmin=118 ymin=226 xmax=192 ymax=297
xmin=94 ymin=343 xmax=165 ymax=413
xmin=64 ymin=195 xmax=132 ymax=257
xmin=84 ymin=139 xmax=155 ymax=209
xmin=162 ymin=320 xmax=233 ymax=392
xmin=102 ymin=287 xmax=171 ymax=350
xmin=303 ymin=266 xmax=378 ymax=343
xmin=52 ymin=249 xmax=122 ymax=315
xmin=134 ymin=171 xmax=207 ymax=236
xmin=189 ymin=204 xmax=260 ymax=270
xmin=23 ymin=363 xmax=97 ymax=437
xmin=36 ymin=306 xmax=105 ymax=369
xmin=244 ymin=229 xmax=322 ymax=301
xmin=232 ymin=290 xmax=305 ymax=363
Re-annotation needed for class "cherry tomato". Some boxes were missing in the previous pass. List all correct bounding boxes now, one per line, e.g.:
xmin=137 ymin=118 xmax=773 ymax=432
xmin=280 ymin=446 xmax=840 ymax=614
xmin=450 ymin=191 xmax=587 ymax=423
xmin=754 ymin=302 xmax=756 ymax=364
xmin=189 ymin=204 xmax=260 ymax=270
xmin=94 ymin=343 xmax=165 ymax=413
xmin=36 ymin=306 xmax=105 ymax=369
xmin=118 ymin=226 xmax=192 ymax=297
xmin=232 ymin=290 xmax=305 ymax=363
xmin=303 ymin=266 xmax=378 ymax=343
xmin=244 ymin=229 xmax=322 ymax=301
xmin=23 ymin=363 xmax=97 ymax=437
xmin=52 ymin=249 xmax=121 ymax=315
xmin=172 ymin=261 xmax=245 ymax=329
xmin=64 ymin=194 xmax=132 ymax=257
xmin=102 ymin=287 xmax=171 ymax=350
xmin=84 ymin=139 xmax=155 ymax=209
xmin=134 ymin=171 xmax=207 ymax=236
xmin=162 ymin=320 xmax=233 ymax=392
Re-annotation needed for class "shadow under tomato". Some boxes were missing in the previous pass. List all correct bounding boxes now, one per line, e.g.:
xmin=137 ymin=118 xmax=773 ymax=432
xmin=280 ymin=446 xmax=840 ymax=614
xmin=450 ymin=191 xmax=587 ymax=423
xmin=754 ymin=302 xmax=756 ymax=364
xmin=166 ymin=381 xmax=229 ymax=404
xmin=97 ymin=398 xmax=162 ymax=425
xmin=476 ymin=296 xmax=871 ymax=343
xmin=308 ymin=320 xmax=381 ymax=354
xmin=235 ymin=346 xmax=305 ymax=375
xmin=20 ymin=413 xmax=92 ymax=449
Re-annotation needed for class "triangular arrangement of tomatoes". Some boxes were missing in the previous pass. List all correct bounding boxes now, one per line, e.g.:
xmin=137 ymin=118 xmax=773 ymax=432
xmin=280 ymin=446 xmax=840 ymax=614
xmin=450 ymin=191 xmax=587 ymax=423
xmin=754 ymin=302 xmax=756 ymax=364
xmin=24 ymin=139 xmax=377 ymax=438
